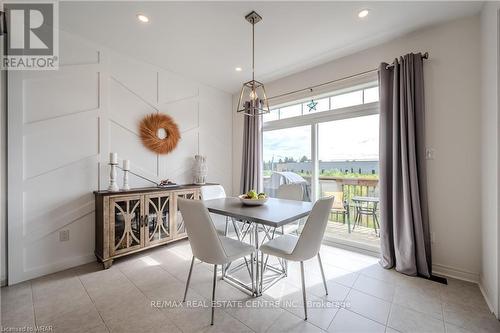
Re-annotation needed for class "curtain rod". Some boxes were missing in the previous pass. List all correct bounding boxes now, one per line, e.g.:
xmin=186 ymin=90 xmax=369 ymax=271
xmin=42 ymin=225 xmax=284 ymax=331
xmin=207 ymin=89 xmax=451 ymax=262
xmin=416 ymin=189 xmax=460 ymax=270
xmin=267 ymin=52 xmax=429 ymax=101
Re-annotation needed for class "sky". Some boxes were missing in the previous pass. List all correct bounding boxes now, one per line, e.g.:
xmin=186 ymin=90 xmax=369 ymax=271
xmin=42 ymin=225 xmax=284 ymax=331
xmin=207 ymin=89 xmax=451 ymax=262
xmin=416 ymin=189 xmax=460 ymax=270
xmin=263 ymin=114 xmax=379 ymax=162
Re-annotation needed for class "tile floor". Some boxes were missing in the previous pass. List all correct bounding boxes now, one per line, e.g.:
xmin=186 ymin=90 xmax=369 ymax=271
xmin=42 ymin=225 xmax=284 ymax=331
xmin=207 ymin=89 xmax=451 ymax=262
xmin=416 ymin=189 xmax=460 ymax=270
xmin=1 ymin=240 xmax=499 ymax=333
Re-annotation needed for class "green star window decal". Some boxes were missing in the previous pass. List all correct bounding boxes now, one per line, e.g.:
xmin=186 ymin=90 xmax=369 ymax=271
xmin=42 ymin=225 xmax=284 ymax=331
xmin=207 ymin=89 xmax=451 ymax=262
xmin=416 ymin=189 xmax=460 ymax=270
xmin=307 ymin=100 xmax=318 ymax=112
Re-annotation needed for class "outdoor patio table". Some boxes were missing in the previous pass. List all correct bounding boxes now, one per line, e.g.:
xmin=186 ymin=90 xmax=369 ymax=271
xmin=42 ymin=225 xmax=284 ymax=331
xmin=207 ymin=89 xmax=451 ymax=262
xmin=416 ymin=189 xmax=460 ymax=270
xmin=351 ymin=196 xmax=380 ymax=236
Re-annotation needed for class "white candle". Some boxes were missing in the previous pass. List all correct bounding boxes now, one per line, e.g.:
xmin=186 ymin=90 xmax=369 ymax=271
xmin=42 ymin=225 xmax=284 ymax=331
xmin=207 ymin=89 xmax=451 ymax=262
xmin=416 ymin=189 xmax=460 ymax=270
xmin=123 ymin=159 xmax=130 ymax=171
xmin=109 ymin=152 xmax=118 ymax=164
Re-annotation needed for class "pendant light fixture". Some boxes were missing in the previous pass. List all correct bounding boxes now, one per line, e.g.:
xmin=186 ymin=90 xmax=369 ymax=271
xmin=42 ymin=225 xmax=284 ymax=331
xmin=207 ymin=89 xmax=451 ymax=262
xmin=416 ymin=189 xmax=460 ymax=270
xmin=236 ymin=11 xmax=270 ymax=116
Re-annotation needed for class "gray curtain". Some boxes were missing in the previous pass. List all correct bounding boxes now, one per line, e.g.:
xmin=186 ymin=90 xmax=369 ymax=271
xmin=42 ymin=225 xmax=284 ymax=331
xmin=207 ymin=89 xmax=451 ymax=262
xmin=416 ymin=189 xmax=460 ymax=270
xmin=378 ymin=53 xmax=432 ymax=277
xmin=241 ymin=110 xmax=263 ymax=193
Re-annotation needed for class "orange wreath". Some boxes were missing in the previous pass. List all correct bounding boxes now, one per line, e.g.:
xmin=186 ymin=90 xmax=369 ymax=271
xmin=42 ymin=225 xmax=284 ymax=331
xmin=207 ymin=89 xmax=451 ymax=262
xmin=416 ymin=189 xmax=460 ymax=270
xmin=139 ymin=113 xmax=181 ymax=154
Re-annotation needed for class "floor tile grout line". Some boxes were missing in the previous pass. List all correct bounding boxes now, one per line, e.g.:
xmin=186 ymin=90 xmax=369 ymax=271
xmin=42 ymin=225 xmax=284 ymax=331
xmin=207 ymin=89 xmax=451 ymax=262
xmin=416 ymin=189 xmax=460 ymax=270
xmin=349 ymin=283 xmax=394 ymax=304
xmin=325 ymin=283 xmax=355 ymax=331
xmin=76 ymin=275 xmax=111 ymax=333
xmin=391 ymin=296 xmax=447 ymax=323
xmin=276 ymin=300 xmax=333 ymax=332
xmin=440 ymin=291 xmax=446 ymax=332
xmin=153 ymin=250 xmax=295 ymax=332
xmin=350 ymin=283 xmax=447 ymax=327
xmin=29 ymin=282 xmax=37 ymax=329
xmin=118 ymin=260 xmax=257 ymax=333
xmin=116 ymin=265 xmax=186 ymax=333
xmin=274 ymin=274 xmax=357 ymax=332
xmin=386 ymin=294 xmax=394 ymax=326
xmin=343 ymin=284 xmax=393 ymax=327
xmin=344 ymin=307 xmax=389 ymax=329
xmin=146 ymin=259 xmax=258 ymax=332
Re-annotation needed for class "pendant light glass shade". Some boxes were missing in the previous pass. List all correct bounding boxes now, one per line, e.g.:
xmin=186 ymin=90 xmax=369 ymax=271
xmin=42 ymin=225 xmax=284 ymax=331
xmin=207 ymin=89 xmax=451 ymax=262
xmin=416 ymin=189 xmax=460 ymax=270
xmin=236 ymin=11 xmax=269 ymax=117
xmin=236 ymin=80 xmax=270 ymax=116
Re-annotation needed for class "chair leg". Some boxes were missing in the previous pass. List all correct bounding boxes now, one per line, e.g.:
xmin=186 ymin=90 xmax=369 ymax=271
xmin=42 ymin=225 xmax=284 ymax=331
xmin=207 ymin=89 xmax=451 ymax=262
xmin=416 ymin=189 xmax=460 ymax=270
xmin=317 ymin=253 xmax=328 ymax=295
xmin=224 ymin=217 xmax=229 ymax=236
xmin=250 ymin=253 xmax=255 ymax=295
xmin=211 ymin=264 xmax=217 ymax=325
xmin=183 ymin=256 xmax=195 ymax=302
xmin=260 ymin=251 xmax=264 ymax=295
xmin=300 ymin=261 xmax=308 ymax=320
xmin=347 ymin=208 xmax=351 ymax=233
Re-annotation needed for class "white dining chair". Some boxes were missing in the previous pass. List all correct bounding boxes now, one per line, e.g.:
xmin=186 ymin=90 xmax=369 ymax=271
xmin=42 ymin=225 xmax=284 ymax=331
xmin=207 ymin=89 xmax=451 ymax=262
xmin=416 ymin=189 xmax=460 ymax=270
xmin=259 ymin=196 xmax=334 ymax=320
xmin=276 ymin=184 xmax=304 ymax=235
xmin=178 ymin=198 xmax=255 ymax=325
xmin=200 ymin=185 xmax=234 ymax=237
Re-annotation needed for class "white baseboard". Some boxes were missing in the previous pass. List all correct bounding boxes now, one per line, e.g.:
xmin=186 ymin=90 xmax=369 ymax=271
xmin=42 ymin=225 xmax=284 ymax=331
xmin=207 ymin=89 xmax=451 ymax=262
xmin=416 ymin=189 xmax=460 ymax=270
xmin=432 ymin=263 xmax=479 ymax=283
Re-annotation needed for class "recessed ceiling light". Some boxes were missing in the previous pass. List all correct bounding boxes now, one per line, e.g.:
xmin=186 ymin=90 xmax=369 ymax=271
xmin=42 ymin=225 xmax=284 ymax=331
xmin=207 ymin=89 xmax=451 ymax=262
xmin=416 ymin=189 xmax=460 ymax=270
xmin=235 ymin=67 xmax=243 ymax=72
xmin=137 ymin=14 xmax=149 ymax=23
xmin=358 ymin=9 xmax=369 ymax=18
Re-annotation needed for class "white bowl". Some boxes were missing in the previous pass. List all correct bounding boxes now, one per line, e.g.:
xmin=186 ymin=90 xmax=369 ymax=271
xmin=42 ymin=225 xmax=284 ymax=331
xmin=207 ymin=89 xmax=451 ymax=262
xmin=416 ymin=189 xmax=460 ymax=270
xmin=238 ymin=194 xmax=268 ymax=206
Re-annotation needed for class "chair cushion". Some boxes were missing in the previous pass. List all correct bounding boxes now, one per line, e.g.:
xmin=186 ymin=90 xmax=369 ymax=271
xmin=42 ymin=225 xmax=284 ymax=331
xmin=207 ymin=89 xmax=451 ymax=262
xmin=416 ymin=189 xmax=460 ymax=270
xmin=260 ymin=234 xmax=299 ymax=258
xmin=219 ymin=236 xmax=255 ymax=262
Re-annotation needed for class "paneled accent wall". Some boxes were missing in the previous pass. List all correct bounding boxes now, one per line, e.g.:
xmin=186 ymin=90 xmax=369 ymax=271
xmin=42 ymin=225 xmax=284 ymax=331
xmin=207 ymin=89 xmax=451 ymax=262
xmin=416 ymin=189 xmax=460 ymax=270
xmin=7 ymin=31 xmax=233 ymax=284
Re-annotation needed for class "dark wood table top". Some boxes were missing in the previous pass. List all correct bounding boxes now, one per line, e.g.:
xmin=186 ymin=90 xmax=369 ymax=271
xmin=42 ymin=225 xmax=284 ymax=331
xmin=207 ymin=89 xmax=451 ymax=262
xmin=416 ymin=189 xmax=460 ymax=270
xmin=204 ymin=197 xmax=314 ymax=227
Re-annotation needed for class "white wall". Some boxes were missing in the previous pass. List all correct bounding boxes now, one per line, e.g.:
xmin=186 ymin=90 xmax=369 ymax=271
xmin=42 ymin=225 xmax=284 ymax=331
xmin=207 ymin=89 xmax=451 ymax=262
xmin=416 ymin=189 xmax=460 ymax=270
xmin=233 ymin=15 xmax=482 ymax=281
xmin=6 ymin=30 xmax=233 ymax=284
xmin=480 ymin=2 xmax=500 ymax=317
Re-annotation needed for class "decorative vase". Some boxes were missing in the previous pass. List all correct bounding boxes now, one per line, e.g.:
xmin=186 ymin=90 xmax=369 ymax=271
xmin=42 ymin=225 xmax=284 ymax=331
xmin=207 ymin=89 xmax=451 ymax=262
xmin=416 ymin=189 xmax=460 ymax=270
xmin=193 ymin=155 xmax=207 ymax=185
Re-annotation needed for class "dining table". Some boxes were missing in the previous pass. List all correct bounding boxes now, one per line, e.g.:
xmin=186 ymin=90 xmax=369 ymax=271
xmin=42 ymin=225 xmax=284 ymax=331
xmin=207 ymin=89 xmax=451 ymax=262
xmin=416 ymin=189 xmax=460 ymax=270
xmin=204 ymin=197 xmax=314 ymax=296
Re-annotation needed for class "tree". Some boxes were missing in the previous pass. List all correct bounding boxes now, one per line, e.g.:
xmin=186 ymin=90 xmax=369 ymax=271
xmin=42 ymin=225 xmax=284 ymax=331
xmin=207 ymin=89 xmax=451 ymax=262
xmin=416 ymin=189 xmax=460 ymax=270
xmin=300 ymin=155 xmax=308 ymax=163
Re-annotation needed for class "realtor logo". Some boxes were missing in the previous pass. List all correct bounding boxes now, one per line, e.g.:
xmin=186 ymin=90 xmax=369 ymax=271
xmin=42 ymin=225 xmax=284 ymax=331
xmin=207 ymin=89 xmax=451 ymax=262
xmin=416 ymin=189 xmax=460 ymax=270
xmin=2 ymin=2 xmax=58 ymax=70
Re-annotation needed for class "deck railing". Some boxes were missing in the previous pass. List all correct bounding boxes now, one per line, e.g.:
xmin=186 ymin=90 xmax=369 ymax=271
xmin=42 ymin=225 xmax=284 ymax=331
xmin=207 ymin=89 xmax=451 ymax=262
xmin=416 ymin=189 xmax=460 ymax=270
xmin=319 ymin=177 xmax=379 ymax=228
xmin=263 ymin=175 xmax=379 ymax=228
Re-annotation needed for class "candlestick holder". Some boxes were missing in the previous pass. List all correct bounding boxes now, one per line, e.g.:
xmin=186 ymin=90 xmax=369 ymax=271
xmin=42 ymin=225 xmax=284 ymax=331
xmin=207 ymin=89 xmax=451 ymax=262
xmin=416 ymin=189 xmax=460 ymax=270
xmin=122 ymin=169 xmax=130 ymax=190
xmin=108 ymin=162 xmax=119 ymax=192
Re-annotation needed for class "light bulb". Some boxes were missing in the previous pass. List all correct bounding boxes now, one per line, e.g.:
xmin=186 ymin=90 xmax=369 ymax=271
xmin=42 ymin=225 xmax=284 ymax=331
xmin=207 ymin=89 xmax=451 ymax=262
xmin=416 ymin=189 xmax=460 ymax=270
xmin=249 ymin=90 xmax=258 ymax=100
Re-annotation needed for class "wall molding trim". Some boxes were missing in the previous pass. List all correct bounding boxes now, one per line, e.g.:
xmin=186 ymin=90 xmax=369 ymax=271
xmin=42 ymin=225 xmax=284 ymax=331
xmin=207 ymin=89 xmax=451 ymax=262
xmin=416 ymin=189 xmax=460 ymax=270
xmin=6 ymin=31 xmax=233 ymax=284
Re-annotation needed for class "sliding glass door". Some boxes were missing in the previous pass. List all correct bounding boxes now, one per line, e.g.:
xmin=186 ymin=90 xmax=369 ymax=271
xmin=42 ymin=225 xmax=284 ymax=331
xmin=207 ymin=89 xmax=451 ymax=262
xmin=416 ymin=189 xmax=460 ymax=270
xmin=318 ymin=115 xmax=380 ymax=250
xmin=263 ymin=125 xmax=311 ymax=200
xmin=262 ymin=82 xmax=380 ymax=252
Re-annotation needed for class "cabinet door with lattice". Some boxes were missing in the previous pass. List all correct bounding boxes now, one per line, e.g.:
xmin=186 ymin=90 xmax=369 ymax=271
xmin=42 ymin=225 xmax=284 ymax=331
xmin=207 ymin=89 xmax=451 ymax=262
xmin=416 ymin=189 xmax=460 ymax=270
xmin=109 ymin=195 xmax=144 ymax=256
xmin=173 ymin=190 xmax=200 ymax=239
xmin=144 ymin=193 xmax=173 ymax=246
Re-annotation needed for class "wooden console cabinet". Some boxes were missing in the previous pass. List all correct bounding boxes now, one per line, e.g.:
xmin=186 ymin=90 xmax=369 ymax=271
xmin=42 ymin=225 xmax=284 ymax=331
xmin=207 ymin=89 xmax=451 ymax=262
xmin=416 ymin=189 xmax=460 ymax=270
xmin=94 ymin=185 xmax=203 ymax=269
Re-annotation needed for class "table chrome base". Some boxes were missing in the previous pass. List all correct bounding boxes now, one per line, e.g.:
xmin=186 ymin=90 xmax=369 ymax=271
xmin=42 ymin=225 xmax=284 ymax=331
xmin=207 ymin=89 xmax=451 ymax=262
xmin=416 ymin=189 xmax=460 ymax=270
xmin=222 ymin=221 xmax=287 ymax=297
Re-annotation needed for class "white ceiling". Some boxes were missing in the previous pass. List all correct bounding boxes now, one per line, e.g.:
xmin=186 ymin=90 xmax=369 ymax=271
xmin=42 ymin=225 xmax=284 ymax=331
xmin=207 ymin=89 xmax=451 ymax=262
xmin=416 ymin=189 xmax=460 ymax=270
xmin=60 ymin=1 xmax=482 ymax=93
